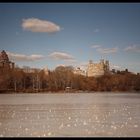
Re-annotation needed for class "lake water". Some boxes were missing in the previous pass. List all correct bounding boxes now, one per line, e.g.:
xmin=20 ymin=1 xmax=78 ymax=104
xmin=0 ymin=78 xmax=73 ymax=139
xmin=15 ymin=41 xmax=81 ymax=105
xmin=0 ymin=93 xmax=140 ymax=137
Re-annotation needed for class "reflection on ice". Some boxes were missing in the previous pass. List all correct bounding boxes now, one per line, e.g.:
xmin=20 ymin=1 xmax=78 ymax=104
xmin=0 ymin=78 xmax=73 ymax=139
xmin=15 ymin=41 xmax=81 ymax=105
xmin=111 ymin=125 xmax=117 ymax=130
xmin=134 ymin=124 xmax=138 ymax=128
xmin=0 ymin=93 xmax=140 ymax=137
xmin=68 ymin=117 xmax=71 ymax=120
xmin=59 ymin=123 xmax=64 ymax=129
xmin=74 ymin=123 xmax=77 ymax=127
xmin=25 ymin=128 xmax=29 ymax=131
xmin=83 ymin=121 xmax=87 ymax=126
xmin=67 ymin=124 xmax=71 ymax=127
xmin=47 ymin=132 xmax=52 ymax=136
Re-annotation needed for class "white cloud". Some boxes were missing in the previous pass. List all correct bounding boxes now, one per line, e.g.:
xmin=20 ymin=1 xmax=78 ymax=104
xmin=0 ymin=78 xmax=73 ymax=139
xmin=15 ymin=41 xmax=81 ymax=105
xmin=48 ymin=52 xmax=75 ymax=61
xmin=22 ymin=18 xmax=61 ymax=33
xmin=72 ymin=61 xmax=88 ymax=71
xmin=80 ymin=62 xmax=88 ymax=67
xmin=7 ymin=52 xmax=44 ymax=62
xmin=65 ymin=59 xmax=77 ymax=63
xmin=94 ymin=28 xmax=100 ymax=33
xmin=91 ymin=44 xmax=101 ymax=49
xmin=111 ymin=65 xmax=121 ymax=69
xmin=97 ymin=47 xmax=118 ymax=54
xmin=78 ymin=62 xmax=88 ymax=71
xmin=124 ymin=44 xmax=140 ymax=52
xmin=56 ymin=64 xmax=66 ymax=67
xmin=109 ymin=63 xmax=122 ymax=71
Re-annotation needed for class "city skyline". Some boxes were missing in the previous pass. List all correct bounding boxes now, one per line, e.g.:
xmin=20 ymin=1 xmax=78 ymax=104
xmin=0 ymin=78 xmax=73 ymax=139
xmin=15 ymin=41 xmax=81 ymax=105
xmin=0 ymin=3 xmax=140 ymax=73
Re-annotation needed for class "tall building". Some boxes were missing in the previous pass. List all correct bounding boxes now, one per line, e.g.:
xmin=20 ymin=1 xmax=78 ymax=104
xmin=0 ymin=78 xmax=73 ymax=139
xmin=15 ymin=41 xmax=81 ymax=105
xmin=87 ymin=59 xmax=110 ymax=77
xmin=0 ymin=50 xmax=14 ymax=70
xmin=43 ymin=67 xmax=49 ymax=75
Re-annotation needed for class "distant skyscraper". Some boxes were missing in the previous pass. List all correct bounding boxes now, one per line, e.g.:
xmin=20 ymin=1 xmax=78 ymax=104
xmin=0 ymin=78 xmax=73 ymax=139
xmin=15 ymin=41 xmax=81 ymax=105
xmin=87 ymin=59 xmax=110 ymax=77
xmin=0 ymin=50 xmax=15 ymax=70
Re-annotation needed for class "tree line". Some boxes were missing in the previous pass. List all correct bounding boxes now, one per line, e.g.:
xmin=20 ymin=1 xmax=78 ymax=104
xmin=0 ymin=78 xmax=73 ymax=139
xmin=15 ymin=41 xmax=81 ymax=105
xmin=0 ymin=66 xmax=140 ymax=93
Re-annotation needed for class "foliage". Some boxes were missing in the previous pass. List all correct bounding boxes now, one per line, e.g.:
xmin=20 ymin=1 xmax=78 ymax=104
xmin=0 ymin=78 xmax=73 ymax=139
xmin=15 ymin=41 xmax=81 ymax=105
xmin=0 ymin=67 xmax=140 ymax=93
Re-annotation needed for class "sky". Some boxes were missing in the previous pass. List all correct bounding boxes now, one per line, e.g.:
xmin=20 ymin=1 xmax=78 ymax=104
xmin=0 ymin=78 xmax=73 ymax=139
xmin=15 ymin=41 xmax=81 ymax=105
xmin=0 ymin=3 xmax=140 ymax=73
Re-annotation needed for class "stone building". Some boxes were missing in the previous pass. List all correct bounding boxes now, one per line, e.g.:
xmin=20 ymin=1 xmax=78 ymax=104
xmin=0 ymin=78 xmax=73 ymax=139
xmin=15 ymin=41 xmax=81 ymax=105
xmin=43 ymin=67 xmax=49 ymax=75
xmin=0 ymin=50 xmax=14 ymax=70
xmin=87 ymin=59 xmax=109 ymax=77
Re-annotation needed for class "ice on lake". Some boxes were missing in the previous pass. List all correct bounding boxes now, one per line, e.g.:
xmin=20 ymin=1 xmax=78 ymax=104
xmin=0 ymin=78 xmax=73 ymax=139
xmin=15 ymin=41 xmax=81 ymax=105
xmin=0 ymin=93 xmax=140 ymax=137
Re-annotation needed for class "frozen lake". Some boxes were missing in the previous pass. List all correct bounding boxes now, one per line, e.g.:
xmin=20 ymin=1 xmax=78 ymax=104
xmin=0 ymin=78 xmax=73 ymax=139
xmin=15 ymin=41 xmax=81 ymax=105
xmin=0 ymin=93 xmax=140 ymax=137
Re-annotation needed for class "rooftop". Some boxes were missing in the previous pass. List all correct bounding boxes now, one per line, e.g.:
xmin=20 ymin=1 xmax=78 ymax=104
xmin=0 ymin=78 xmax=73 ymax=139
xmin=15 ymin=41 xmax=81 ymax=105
xmin=0 ymin=50 xmax=9 ymax=62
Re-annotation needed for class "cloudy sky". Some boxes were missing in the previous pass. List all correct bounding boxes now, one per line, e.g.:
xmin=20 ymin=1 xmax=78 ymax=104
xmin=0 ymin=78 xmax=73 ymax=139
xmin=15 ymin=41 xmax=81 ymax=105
xmin=0 ymin=3 xmax=140 ymax=73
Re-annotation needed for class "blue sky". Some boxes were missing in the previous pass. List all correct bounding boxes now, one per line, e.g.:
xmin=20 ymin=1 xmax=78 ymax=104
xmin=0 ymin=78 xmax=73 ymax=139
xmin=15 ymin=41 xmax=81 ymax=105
xmin=0 ymin=3 xmax=140 ymax=73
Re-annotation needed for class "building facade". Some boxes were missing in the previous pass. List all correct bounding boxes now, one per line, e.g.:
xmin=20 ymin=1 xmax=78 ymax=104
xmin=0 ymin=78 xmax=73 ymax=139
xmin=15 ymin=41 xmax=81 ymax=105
xmin=43 ymin=67 xmax=49 ymax=75
xmin=87 ymin=59 xmax=109 ymax=77
xmin=0 ymin=50 xmax=14 ymax=70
